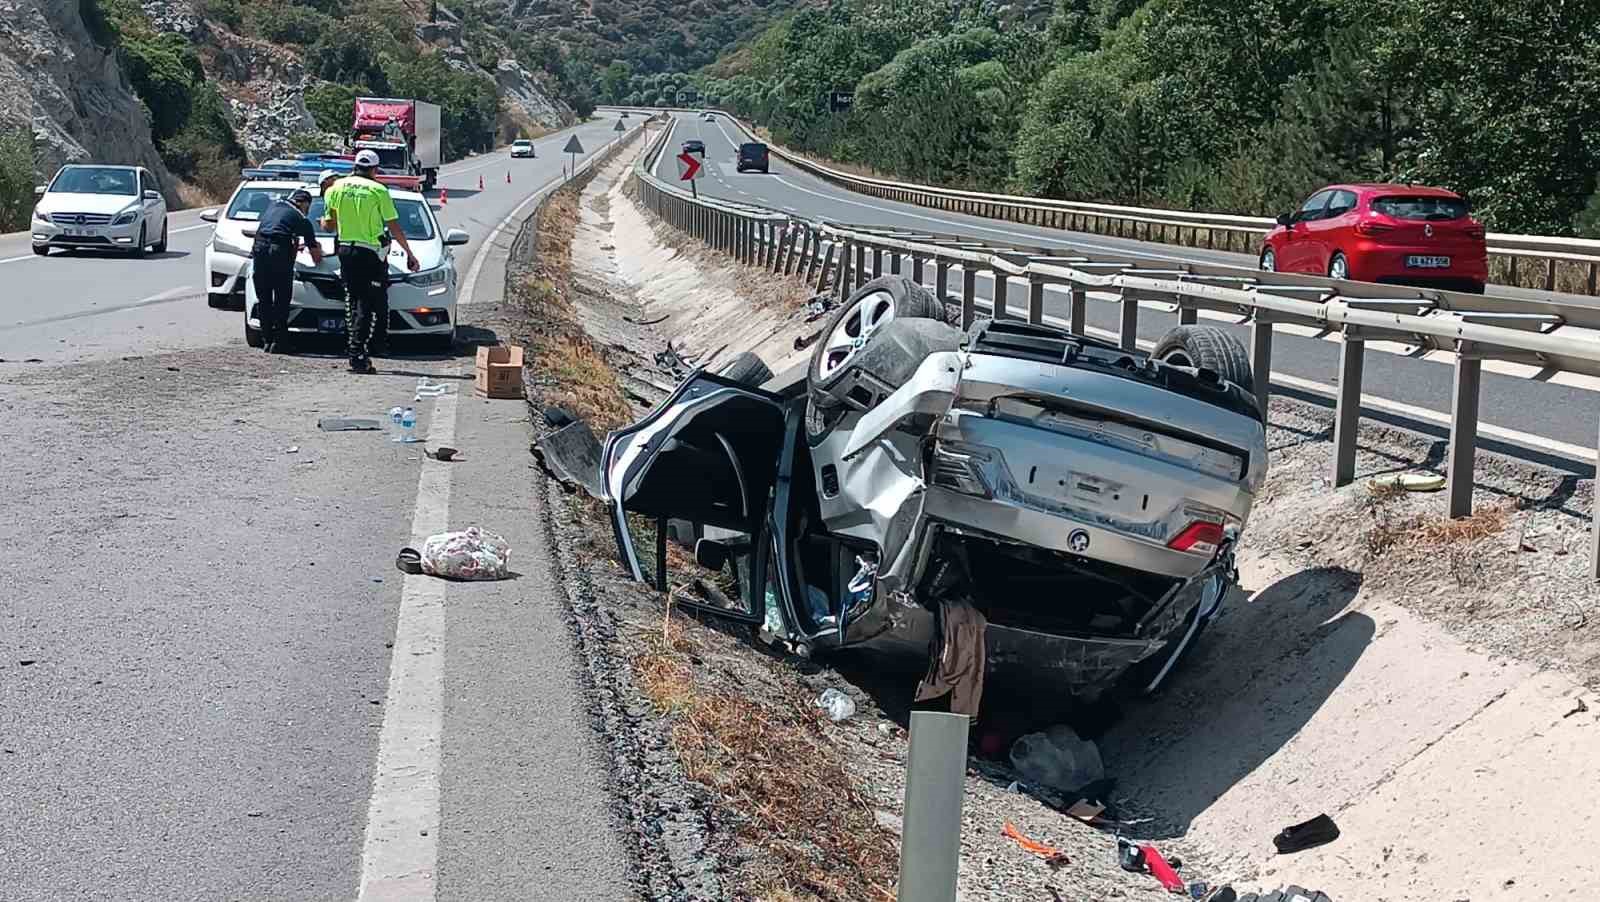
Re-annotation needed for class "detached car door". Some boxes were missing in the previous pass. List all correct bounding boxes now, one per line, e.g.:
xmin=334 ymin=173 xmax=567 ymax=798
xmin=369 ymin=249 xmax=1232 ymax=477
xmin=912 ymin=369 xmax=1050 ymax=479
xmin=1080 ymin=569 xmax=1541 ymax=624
xmin=602 ymin=369 xmax=788 ymax=615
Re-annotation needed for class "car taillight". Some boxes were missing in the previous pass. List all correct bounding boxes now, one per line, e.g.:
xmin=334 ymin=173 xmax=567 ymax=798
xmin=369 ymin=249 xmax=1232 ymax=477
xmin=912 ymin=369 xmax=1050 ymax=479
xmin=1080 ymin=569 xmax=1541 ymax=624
xmin=1168 ymin=521 xmax=1225 ymax=556
xmin=1467 ymin=223 xmax=1485 ymax=240
xmin=1355 ymin=220 xmax=1395 ymax=237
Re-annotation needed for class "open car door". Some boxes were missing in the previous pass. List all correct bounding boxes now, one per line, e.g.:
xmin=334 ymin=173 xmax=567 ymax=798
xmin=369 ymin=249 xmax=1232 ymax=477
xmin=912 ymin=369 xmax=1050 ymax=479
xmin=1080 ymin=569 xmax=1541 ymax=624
xmin=602 ymin=369 xmax=788 ymax=619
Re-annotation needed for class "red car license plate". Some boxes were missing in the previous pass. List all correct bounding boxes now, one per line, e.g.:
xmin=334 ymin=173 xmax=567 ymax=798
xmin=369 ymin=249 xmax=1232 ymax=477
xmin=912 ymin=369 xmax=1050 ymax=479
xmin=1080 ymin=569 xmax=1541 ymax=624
xmin=1405 ymin=255 xmax=1451 ymax=268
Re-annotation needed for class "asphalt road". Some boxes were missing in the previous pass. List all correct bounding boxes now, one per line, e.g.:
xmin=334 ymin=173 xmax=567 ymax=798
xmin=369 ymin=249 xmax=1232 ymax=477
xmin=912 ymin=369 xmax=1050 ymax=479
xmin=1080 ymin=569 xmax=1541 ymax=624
xmin=661 ymin=112 xmax=1600 ymax=466
xmin=0 ymin=115 xmax=636 ymax=901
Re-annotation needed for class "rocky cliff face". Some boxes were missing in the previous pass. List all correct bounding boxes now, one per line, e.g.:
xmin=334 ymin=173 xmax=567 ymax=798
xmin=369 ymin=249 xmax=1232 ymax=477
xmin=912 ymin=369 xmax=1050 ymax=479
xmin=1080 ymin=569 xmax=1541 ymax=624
xmin=0 ymin=0 xmax=176 ymax=195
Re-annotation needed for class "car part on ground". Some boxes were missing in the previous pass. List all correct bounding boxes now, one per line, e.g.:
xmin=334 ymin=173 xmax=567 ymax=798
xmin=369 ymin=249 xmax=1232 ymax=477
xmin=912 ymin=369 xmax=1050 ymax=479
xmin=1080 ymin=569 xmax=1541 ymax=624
xmin=714 ymin=351 xmax=774 ymax=388
xmin=602 ymin=277 xmax=1267 ymax=703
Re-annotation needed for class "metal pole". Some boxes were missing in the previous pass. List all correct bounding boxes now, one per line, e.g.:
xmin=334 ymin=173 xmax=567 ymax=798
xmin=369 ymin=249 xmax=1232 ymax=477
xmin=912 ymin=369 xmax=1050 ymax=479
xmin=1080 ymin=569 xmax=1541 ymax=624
xmin=1447 ymin=346 xmax=1483 ymax=519
xmin=890 ymin=250 xmax=902 ymax=276
xmin=993 ymin=272 xmax=1009 ymax=320
xmin=961 ymin=267 xmax=977 ymax=330
xmin=1119 ymin=290 xmax=1139 ymax=351
xmin=1332 ymin=329 xmax=1365 ymax=487
xmin=912 ymin=254 xmax=926 ymax=286
xmin=1251 ymin=319 xmax=1274 ymax=423
xmin=898 ymin=711 xmax=969 ymax=902
xmin=835 ymin=241 xmax=852 ymax=299
xmin=1027 ymin=276 xmax=1044 ymax=325
xmin=1179 ymin=306 xmax=1198 ymax=326
xmin=1070 ymin=287 xmax=1087 ymax=336
xmin=814 ymin=242 xmax=834 ymax=292
xmin=854 ymin=243 xmax=868 ymax=290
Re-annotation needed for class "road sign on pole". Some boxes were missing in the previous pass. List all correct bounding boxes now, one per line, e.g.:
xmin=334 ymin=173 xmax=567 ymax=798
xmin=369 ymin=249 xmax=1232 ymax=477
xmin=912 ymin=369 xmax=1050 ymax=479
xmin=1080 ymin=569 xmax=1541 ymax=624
xmin=614 ymin=119 xmax=625 ymax=132
xmin=677 ymin=152 xmax=702 ymax=198
xmin=563 ymin=134 xmax=585 ymax=181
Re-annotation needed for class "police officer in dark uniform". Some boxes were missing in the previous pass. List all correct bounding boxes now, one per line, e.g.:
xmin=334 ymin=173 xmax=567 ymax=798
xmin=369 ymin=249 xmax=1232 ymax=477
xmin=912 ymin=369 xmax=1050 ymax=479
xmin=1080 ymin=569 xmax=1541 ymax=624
xmin=252 ymin=188 xmax=324 ymax=353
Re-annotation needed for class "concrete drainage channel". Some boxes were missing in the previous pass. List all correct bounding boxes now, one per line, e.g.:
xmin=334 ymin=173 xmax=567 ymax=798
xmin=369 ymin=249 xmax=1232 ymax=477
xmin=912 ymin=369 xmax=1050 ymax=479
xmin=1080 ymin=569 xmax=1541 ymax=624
xmin=569 ymin=116 xmax=1600 ymax=902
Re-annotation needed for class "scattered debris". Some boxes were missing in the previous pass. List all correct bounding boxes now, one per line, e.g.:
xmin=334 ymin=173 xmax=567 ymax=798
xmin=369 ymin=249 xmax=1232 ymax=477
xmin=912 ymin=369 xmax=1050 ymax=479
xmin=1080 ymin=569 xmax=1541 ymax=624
xmin=19 ymin=659 xmax=39 ymax=667
xmin=1000 ymin=822 xmax=1068 ymax=866
xmin=427 ymin=446 xmax=460 ymax=462
xmin=317 ymin=417 xmax=382 ymax=432
xmin=624 ymin=313 xmax=669 ymax=326
xmin=913 ymin=594 xmax=987 ymax=716
xmin=1141 ymin=844 xmax=1185 ymax=893
xmin=804 ymin=293 xmax=839 ymax=323
xmin=793 ymin=329 xmax=823 ymax=351
xmin=1370 ymin=472 xmax=1446 ymax=493
xmin=653 ymin=341 xmax=690 ymax=375
xmin=815 ymin=688 xmax=857 ymax=722
xmin=532 ymin=420 xmax=605 ymax=498
xmin=165 ymin=366 xmax=180 ymax=373
xmin=1010 ymin=724 xmax=1105 ymax=793
xmin=1564 ymin=697 xmax=1589 ymax=719
xmin=284 ymin=446 xmax=299 ymax=454
xmin=1273 ymin=813 xmax=1340 ymax=854
xmin=416 ymin=527 xmax=512 ymax=581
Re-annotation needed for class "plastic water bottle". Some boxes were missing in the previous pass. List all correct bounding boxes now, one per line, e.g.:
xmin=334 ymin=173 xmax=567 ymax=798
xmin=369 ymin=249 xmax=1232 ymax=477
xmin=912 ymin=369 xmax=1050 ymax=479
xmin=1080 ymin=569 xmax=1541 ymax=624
xmin=401 ymin=407 xmax=417 ymax=443
xmin=389 ymin=406 xmax=404 ymax=443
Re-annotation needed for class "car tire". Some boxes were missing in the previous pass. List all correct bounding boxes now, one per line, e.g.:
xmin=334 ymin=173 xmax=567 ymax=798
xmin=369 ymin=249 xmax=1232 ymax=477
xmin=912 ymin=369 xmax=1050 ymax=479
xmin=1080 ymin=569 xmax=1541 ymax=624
xmin=31 ymin=244 xmax=48 ymax=257
xmin=153 ymin=219 xmax=168 ymax=254
xmin=1328 ymin=252 xmax=1349 ymax=281
xmin=1152 ymin=324 xmax=1254 ymax=394
xmin=245 ymin=323 xmax=264 ymax=348
xmin=1260 ymin=248 xmax=1276 ymax=272
xmin=714 ymin=351 xmax=773 ymax=388
xmin=131 ymin=225 xmax=147 ymax=258
xmin=807 ymin=275 xmax=952 ymax=411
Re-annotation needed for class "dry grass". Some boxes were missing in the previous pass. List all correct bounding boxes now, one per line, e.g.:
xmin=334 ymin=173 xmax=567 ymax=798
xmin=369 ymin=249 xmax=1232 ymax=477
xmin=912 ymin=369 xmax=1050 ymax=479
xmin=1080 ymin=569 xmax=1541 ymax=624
xmin=175 ymin=180 xmax=222 ymax=210
xmin=635 ymin=610 xmax=899 ymax=902
xmin=1367 ymin=498 xmax=1520 ymax=558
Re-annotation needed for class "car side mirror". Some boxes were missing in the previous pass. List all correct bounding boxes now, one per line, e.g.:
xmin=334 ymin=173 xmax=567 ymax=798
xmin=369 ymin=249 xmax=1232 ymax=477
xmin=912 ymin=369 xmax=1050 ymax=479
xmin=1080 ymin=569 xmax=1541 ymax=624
xmin=143 ymin=190 xmax=160 ymax=201
xmin=200 ymin=209 xmax=219 ymax=223
xmin=34 ymin=185 xmax=46 ymax=197
xmin=444 ymin=228 xmax=469 ymax=246
xmin=694 ymin=538 xmax=729 ymax=571
xmin=1275 ymin=212 xmax=1293 ymax=227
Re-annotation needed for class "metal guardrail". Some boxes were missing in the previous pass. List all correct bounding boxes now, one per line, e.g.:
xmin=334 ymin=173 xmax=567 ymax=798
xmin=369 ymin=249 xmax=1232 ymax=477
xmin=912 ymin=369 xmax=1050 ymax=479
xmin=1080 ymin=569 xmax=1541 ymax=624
xmin=628 ymin=113 xmax=1600 ymax=578
xmin=605 ymin=106 xmax=1600 ymax=296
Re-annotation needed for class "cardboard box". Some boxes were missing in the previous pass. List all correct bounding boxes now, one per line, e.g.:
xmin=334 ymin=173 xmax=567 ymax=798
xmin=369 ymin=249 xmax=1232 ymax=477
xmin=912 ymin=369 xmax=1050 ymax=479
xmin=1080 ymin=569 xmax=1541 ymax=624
xmin=475 ymin=345 xmax=525 ymax=399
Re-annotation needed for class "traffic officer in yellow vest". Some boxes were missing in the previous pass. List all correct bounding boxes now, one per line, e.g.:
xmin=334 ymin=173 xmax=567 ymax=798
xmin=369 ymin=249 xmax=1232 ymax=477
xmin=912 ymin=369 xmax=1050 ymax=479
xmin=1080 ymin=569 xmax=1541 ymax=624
xmin=319 ymin=150 xmax=419 ymax=374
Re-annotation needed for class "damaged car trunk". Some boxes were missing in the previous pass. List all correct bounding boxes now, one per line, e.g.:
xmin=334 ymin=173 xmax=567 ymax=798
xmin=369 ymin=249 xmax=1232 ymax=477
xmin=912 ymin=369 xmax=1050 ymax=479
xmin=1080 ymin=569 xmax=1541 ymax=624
xmin=602 ymin=276 xmax=1267 ymax=709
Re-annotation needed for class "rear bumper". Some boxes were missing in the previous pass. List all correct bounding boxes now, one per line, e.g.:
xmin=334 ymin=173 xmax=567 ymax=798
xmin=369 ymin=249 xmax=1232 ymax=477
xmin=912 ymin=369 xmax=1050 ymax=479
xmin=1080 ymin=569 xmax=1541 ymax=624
xmin=1347 ymin=241 xmax=1488 ymax=284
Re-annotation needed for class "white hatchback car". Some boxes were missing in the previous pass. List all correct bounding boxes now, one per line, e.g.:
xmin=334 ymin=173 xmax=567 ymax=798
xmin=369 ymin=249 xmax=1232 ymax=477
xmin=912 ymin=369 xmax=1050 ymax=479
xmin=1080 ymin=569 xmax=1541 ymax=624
xmin=241 ymin=186 xmax=469 ymax=351
xmin=510 ymin=139 xmax=535 ymax=158
xmin=201 ymin=178 xmax=309 ymax=308
xmin=30 ymin=164 xmax=170 ymax=257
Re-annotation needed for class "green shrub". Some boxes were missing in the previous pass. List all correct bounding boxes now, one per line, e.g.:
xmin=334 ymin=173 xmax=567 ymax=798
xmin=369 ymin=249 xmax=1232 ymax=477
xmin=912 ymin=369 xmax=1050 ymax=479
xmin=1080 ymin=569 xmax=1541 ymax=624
xmin=0 ymin=129 xmax=36 ymax=232
xmin=306 ymin=83 xmax=361 ymax=134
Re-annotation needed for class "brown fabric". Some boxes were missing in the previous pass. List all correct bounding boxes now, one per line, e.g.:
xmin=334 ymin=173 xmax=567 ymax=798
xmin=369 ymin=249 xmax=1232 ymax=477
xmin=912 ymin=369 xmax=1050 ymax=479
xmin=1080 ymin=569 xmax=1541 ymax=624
xmin=913 ymin=595 xmax=987 ymax=716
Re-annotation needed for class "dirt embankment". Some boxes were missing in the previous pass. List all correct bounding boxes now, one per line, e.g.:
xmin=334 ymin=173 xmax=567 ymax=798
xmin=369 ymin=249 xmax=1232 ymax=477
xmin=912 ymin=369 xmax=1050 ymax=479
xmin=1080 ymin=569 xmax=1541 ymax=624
xmin=517 ymin=137 xmax=1600 ymax=902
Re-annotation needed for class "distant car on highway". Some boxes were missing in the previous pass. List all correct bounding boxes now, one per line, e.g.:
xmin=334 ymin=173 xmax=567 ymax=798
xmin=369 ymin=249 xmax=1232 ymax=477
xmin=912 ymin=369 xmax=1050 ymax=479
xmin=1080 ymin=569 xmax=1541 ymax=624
xmin=200 ymin=176 xmax=310 ymax=309
xmin=511 ymin=139 xmax=535 ymax=158
xmin=30 ymin=164 xmax=170 ymax=258
xmin=682 ymin=139 xmax=706 ymax=157
xmin=735 ymin=142 xmax=769 ymax=174
xmin=1261 ymin=184 xmax=1488 ymax=293
xmin=239 ymin=183 xmax=470 ymax=351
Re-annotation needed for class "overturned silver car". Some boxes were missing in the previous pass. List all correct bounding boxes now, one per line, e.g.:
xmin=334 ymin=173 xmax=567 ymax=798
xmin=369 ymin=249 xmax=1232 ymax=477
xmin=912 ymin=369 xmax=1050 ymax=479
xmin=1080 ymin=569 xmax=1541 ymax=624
xmin=602 ymin=276 xmax=1267 ymax=702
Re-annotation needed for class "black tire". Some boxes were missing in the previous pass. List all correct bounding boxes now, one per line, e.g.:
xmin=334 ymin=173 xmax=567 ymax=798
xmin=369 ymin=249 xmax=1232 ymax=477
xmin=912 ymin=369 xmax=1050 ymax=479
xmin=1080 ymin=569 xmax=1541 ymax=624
xmin=131 ymin=225 xmax=147 ymax=258
xmin=714 ymin=351 xmax=773 ymax=387
xmin=807 ymin=275 xmax=951 ymax=410
xmin=1152 ymin=325 xmax=1254 ymax=394
xmin=244 ymin=323 xmax=264 ymax=348
xmin=153 ymin=219 xmax=168 ymax=254
xmin=1328 ymin=251 xmax=1349 ymax=281
xmin=32 ymin=244 xmax=47 ymax=257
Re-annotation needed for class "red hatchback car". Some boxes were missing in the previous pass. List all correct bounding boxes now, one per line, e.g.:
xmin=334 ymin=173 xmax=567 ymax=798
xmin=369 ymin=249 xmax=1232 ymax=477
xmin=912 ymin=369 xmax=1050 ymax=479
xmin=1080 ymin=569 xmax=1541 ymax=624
xmin=1260 ymin=184 xmax=1488 ymax=293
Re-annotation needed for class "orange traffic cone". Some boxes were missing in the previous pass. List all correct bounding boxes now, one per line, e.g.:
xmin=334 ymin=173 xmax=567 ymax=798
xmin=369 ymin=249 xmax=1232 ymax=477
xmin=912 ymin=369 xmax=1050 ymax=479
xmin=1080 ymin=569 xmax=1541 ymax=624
xmin=478 ymin=174 xmax=484 ymax=191
xmin=440 ymin=188 xmax=448 ymax=206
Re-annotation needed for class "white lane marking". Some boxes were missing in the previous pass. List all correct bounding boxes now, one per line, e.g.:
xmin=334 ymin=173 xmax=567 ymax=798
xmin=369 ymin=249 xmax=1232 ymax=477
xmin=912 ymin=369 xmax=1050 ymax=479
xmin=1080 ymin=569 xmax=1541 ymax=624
xmin=0 ymin=223 xmax=213 ymax=265
xmin=356 ymin=388 xmax=456 ymax=901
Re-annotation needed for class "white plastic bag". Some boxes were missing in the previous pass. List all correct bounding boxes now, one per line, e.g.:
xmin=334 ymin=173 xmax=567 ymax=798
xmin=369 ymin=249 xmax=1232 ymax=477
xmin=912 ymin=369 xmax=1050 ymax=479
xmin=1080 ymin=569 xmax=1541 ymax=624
xmin=815 ymin=688 xmax=857 ymax=722
xmin=1009 ymin=724 xmax=1104 ymax=792
xmin=420 ymin=527 xmax=511 ymax=581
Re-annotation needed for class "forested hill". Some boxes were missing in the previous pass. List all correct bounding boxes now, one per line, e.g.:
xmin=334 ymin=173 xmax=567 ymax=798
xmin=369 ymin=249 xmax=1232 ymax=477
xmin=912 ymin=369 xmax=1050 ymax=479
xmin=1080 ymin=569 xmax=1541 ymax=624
xmin=620 ymin=0 xmax=1600 ymax=237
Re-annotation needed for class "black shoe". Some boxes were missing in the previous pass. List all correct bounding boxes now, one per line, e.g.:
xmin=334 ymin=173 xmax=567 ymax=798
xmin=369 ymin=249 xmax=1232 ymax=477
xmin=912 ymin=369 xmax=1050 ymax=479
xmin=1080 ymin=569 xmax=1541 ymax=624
xmin=349 ymin=357 xmax=376 ymax=374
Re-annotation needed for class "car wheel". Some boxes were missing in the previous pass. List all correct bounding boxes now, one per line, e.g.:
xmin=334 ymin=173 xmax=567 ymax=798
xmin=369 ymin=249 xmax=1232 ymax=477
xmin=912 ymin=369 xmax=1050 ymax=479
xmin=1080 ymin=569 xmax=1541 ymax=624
xmin=1260 ymin=248 xmax=1276 ymax=272
xmin=1328 ymin=252 xmax=1349 ymax=281
xmin=153 ymin=218 xmax=168 ymax=254
xmin=32 ymin=244 xmax=48 ymax=257
xmin=131 ymin=224 xmax=147 ymax=258
xmin=245 ymin=323 xmax=264 ymax=348
xmin=807 ymin=275 xmax=952 ymax=410
xmin=714 ymin=351 xmax=773 ymax=387
xmin=1152 ymin=324 xmax=1255 ymax=394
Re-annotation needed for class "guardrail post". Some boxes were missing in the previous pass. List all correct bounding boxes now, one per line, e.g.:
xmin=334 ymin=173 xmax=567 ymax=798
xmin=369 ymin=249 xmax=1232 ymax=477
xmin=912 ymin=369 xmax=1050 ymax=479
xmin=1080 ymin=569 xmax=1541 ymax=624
xmin=992 ymin=271 xmax=1009 ymax=319
xmin=872 ymin=247 xmax=884 ymax=279
xmin=935 ymin=259 xmax=951 ymax=307
xmin=1118 ymin=291 xmax=1139 ymax=351
xmin=773 ymin=225 xmax=789 ymax=273
xmin=898 ymin=710 xmax=968 ymax=902
xmin=961 ymin=266 xmax=977 ymax=329
xmin=1447 ymin=344 xmax=1483 ymax=519
xmin=1250 ymin=318 xmax=1274 ymax=422
xmin=814 ymin=242 xmax=835 ymax=292
xmin=890 ymin=249 xmax=902 ymax=276
xmin=1332 ymin=328 xmax=1366 ymax=487
xmin=1027 ymin=275 xmax=1044 ymax=325
xmin=1178 ymin=305 xmax=1198 ymax=326
xmin=835 ymin=241 xmax=853 ymax=299
xmin=1069 ymin=287 xmax=1087 ymax=336
xmin=854 ymin=243 xmax=868 ymax=290
xmin=788 ymin=228 xmax=807 ymax=277
xmin=912 ymin=254 xmax=926 ymax=286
